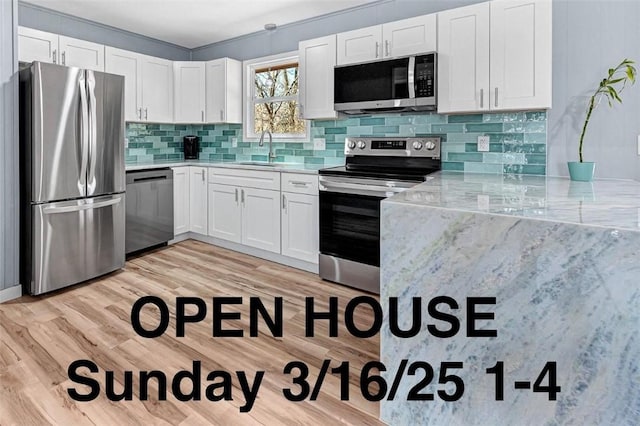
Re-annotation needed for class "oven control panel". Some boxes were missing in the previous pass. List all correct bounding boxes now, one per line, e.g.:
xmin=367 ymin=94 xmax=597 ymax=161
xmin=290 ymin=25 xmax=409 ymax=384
xmin=345 ymin=137 xmax=441 ymax=158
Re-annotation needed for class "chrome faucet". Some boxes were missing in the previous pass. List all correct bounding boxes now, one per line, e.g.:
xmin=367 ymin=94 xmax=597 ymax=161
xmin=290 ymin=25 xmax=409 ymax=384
xmin=258 ymin=130 xmax=277 ymax=163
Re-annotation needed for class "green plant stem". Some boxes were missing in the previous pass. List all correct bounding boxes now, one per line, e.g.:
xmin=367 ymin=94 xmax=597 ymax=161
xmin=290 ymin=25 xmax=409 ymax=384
xmin=578 ymin=94 xmax=597 ymax=163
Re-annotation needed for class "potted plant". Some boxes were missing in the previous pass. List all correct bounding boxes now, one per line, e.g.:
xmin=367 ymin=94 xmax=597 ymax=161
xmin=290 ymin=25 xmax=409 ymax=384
xmin=569 ymin=58 xmax=637 ymax=181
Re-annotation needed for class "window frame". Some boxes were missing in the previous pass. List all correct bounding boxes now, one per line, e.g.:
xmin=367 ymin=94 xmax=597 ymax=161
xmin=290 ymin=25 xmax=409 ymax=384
xmin=243 ymin=51 xmax=309 ymax=142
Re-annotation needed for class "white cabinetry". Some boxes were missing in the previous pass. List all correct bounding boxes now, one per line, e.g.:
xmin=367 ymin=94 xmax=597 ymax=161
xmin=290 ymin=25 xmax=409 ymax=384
xmin=174 ymin=61 xmax=206 ymax=123
xmin=141 ymin=56 xmax=174 ymax=122
xmin=105 ymin=47 xmax=143 ymax=121
xmin=242 ymin=188 xmax=281 ymax=253
xmin=280 ymin=173 xmax=318 ymax=264
xmin=208 ymin=168 xmax=281 ymax=254
xmin=172 ymin=167 xmax=190 ymax=235
xmin=18 ymin=27 xmax=60 ymax=64
xmin=489 ymin=0 xmax=552 ymax=110
xmin=106 ymin=48 xmax=174 ymax=122
xmin=437 ymin=0 xmax=551 ymax=113
xmin=18 ymin=27 xmax=104 ymax=71
xmin=336 ymin=14 xmax=436 ymax=65
xmin=208 ymin=183 xmax=242 ymax=243
xmin=382 ymin=14 xmax=437 ymax=58
xmin=189 ymin=167 xmax=208 ymax=235
xmin=206 ymin=58 xmax=242 ymax=123
xmin=298 ymin=35 xmax=337 ymax=120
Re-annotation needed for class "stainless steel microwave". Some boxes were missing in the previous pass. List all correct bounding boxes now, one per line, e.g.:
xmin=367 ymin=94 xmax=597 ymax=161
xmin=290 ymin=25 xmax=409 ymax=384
xmin=334 ymin=52 xmax=436 ymax=115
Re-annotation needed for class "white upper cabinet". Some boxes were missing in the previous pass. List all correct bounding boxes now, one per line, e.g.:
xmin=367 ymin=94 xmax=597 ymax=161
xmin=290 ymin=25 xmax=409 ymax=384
xmin=141 ymin=55 xmax=174 ymax=122
xmin=105 ymin=47 xmax=143 ymax=121
xmin=382 ymin=14 xmax=436 ymax=58
xmin=18 ymin=27 xmax=104 ymax=71
xmin=490 ymin=0 xmax=552 ymax=110
xmin=174 ymin=61 xmax=206 ymax=123
xmin=18 ymin=27 xmax=58 ymax=64
xmin=337 ymin=14 xmax=437 ymax=65
xmin=298 ymin=34 xmax=337 ymax=120
xmin=58 ymin=36 xmax=104 ymax=71
xmin=337 ymin=25 xmax=383 ymax=65
xmin=437 ymin=3 xmax=490 ymax=113
xmin=438 ymin=0 xmax=552 ymax=113
xmin=205 ymin=58 xmax=242 ymax=123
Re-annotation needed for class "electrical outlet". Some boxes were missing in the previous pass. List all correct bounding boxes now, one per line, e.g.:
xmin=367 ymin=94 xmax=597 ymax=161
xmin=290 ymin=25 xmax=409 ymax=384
xmin=477 ymin=135 xmax=490 ymax=152
xmin=231 ymin=137 xmax=238 ymax=148
xmin=313 ymin=138 xmax=326 ymax=150
xmin=477 ymin=194 xmax=490 ymax=211
xmin=124 ymin=137 xmax=129 ymax=148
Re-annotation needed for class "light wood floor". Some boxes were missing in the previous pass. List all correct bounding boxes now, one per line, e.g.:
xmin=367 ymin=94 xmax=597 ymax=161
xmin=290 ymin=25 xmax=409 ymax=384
xmin=0 ymin=240 xmax=382 ymax=425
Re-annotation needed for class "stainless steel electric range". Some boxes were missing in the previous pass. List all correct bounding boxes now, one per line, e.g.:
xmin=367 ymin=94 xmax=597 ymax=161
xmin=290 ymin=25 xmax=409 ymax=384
xmin=318 ymin=136 xmax=441 ymax=294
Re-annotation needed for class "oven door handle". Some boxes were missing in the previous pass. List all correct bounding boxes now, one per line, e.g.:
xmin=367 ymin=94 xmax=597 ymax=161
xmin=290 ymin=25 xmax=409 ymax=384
xmin=319 ymin=180 xmax=407 ymax=197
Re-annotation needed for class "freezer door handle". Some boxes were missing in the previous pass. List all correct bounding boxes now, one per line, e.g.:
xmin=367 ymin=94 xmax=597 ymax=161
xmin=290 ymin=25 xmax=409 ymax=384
xmin=78 ymin=72 xmax=89 ymax=191
xmin=86 ymin=70 xmax=98 ymax=195
xmin=42 ymin=196 xmax=122 ymax=215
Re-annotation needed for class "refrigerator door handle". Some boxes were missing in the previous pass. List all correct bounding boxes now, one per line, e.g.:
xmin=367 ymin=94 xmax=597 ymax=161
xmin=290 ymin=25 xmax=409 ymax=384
xmin=78 ymin=72 xmax=89 ymax=192
xmin=86 ymin=70 xmax=98 ymax=195
xmin=43 ymin=197 xmax=122 ymax=215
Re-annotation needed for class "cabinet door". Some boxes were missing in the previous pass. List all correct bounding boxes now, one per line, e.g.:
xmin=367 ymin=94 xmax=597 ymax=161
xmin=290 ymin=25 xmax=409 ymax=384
xmin=336 ymin=25 xmax=382 ymax=65
xmin=172 ymin=167 xmax=190 ymax=235
xmin=59 ymin=36 xmax=104 ymax=72
xmin=281 ymin=192 xmax=318 ymax=263
xmin=174 ymin=61 xmax=206 ymax=123
xmin=205 ymin=58 xmax=242 ymax=123
xmin=18 ymin=27 xmax=58 ymax=64
xmin=141 ymin=56 xmax=174 ymax=122
xmin=189 ymin=167 xmax=208 ymax=234
xmin=208 ymin=184 xmax=242 ymax=243
xmin=241 ymin=188 xmax=281 ymax=253
xmin=299 ymin=35 xmax=337 ymax=119
xmin=437 ymin=2 xmax=490 ymax=113
xmin=382 ymin=14 xmax=436 ymax=58
xmin=490 ymin=0 xmax=552 ymax=110
xmin=105 ymin=47 xmax=143 ymax=122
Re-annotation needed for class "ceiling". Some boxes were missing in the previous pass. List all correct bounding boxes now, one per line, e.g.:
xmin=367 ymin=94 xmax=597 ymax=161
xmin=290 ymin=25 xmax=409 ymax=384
xmin=25 ymin=0 xmax=381 ymax=48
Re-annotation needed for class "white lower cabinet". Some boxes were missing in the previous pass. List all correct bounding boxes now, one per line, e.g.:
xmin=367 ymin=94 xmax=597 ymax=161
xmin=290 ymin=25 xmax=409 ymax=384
xmin=281 ymin=192 xmax=318 ymax=263
xmin=189 ymin=167 xmax=208 ymax=234
xmin=172 ymin=167 xmax=190 ymax=235
xmin=208 ymin=168 xmax=281 ymax=254
xmin=242 ymin=188 xmax=281 ymax=253
xmin=280 ymin=173 xmax=319 ymax=264
xmin=208 ymin=183 xmax=242 ymax=243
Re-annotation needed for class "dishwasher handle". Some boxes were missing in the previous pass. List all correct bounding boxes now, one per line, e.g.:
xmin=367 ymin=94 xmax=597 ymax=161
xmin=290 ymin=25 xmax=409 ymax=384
xmin=126 ymin=168 xmax=173 ymax=184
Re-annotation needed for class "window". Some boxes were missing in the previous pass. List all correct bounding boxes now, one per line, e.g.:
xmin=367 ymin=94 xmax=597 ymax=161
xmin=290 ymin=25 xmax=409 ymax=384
xmin=244 ymin=52 xmax=308 ymax=140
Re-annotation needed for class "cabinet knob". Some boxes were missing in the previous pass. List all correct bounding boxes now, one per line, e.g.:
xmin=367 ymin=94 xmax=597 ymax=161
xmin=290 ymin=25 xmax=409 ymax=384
xmin=52 ymin=50 xmax=57 ymax=64
xmin=375 ymin=42 xmax=380 ymax=58
xmin=495 ymin=87 xmax=499 ymax=107
xmin=480 ymin=88 xmax=484 ymax=108
xmin=385 ymin=40 xmax=390 ymax=57
xmin=61 ymin=51 xmax=66 ymax=66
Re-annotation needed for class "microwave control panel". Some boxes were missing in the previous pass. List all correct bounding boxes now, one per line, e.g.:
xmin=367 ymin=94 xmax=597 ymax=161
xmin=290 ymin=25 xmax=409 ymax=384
xmin=415 ymin=55 xmax=435 ymax=98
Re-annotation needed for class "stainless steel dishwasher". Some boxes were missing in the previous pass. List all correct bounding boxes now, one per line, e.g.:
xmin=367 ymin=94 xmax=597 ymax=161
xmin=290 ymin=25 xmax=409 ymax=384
xmin=125 ymin=168 xmax=174 ymax=255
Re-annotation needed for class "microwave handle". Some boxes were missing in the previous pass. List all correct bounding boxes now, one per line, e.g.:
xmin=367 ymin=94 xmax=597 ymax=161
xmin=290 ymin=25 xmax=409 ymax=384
xmin=408 ymin=56 xmax=416 ymax=99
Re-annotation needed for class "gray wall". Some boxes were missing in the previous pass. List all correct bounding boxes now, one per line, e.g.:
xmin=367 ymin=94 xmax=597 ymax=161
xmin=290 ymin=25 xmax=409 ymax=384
xmin=548 ymin=0 xmax=640 ymax=180
xmin=1 ymin=0 xmax=19 ymax=292
xmin=18 ymin=1 xmax=191 ymax=60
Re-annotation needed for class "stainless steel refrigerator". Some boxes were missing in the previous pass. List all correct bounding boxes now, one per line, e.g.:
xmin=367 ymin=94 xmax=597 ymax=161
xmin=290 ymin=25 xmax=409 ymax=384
xmin=20 ymin=61 xmax=126 ymax=295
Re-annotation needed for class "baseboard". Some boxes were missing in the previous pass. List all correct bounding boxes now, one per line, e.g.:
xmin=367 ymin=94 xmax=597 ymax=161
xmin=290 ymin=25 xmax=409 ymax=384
xmin=0 ymin=284 xmax=23 ymax=303
xmin=170 ymin=232 xmax=319 ymax=274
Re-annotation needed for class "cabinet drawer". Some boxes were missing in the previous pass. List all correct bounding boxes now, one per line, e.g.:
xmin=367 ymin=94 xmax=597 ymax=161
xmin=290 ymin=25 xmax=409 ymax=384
xmin=281 ymin=173 xmax=318 ymax=195
xmin=209 ymin=167 xmax=280 ymax=191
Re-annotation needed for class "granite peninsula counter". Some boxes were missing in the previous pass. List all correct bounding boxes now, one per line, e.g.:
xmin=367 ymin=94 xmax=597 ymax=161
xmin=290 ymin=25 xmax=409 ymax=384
xmin=380 ymin=172 xmax=640 ymax=425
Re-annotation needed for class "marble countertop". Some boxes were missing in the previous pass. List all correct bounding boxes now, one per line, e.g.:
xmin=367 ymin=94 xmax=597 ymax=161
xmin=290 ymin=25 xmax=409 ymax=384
xmin=385 ymin=171 xmax=640 ymax=231
xmin=125 ymin=159 xmax=334 ymax=174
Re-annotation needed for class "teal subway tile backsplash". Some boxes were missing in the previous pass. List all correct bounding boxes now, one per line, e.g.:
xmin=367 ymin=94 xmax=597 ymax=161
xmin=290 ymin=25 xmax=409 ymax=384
xmin=125 ymin=111 xmax=546 ymax=174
